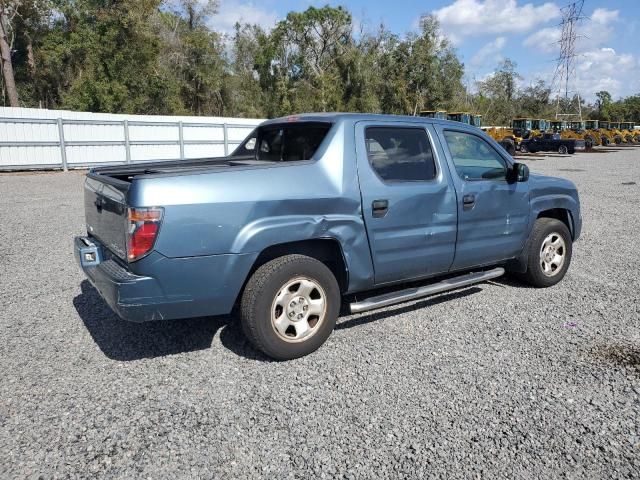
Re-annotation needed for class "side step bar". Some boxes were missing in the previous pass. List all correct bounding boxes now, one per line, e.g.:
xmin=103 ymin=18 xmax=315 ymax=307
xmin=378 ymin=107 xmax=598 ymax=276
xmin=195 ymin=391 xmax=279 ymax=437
xmin=349 ymin=267 xmax=505 ymax=314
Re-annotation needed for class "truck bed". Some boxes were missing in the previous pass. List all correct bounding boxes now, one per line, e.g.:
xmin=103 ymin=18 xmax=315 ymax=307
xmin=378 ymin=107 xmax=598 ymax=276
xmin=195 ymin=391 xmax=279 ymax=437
xmin=90 ymin=156 xmax=274 ymax=184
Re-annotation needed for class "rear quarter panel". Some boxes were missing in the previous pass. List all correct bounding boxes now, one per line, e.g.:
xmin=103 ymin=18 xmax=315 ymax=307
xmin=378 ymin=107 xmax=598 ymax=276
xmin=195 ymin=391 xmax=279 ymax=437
xmin=128 ymin=120 xmax=375 ymax=293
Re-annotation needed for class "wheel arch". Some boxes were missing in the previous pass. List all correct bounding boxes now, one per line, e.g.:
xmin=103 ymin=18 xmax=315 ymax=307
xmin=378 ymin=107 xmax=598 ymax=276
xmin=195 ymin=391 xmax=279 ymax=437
xmin=508 ymin=205 xmax=577 ymax=274
xmin=537 ymin=208 xmax=575 ymax=240
xmin=248 ymin=239 xmax=349 ymax=293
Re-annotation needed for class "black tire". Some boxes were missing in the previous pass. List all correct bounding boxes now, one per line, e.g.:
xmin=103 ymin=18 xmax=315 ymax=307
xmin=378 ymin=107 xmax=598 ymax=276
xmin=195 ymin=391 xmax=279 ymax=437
xmin=614 ymin=135 xmax=622 ymax=145
xmin=520 ymin=143 xmax=529 ymax=153
xmin=602 ymin=136 xmax=610 ymax=146
xmin=501 ymin=139 xmax=516 ymax=156
xmin=240 ymin=254 xmax=340 ymax=360
xmin=520 ymin=218 xmax=573 ymax=288
xmin=584 ymin=136 xmax=594 ymax=150
xmin=558 ymin=145 xmax=568 ymax=154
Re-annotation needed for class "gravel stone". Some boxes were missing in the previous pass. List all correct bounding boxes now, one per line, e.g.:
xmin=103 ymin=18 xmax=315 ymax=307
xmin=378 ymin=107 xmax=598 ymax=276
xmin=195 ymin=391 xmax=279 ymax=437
xmin=1 ymin=147 xmax=639 ymax=479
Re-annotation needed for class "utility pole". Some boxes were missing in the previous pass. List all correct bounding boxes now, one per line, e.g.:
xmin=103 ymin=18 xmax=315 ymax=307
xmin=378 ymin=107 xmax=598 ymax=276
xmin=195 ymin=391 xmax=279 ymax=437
xmin=0 ymin=2 xmax=20 ymax=107
xmin=551 ymin=0 xmax=586 ymax=122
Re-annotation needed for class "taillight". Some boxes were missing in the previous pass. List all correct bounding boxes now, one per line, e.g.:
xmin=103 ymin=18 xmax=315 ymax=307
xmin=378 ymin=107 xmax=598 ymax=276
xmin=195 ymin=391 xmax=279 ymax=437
xmin=126 ymin=207 xmax=163 ymax=261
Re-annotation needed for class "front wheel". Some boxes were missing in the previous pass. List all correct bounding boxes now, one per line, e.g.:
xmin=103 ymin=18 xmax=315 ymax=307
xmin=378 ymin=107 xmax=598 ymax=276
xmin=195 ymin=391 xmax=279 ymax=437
xmin=558 ymin=145 xmax=569 ymax=154
xmin=520 ymin=143 xmax=529 ymax=153
xmin=520 ymin=218 xmax=573 ymax=288
xmin=240 ymin=255 xmax=340 ymax=360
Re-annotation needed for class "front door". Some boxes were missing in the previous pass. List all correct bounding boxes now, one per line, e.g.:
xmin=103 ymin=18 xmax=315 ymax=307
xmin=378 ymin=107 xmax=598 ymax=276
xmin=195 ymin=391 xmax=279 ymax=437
xmin=356 ymin=122 xmax=458 ymax=285
xmin=437 ymin=128 xmax=530 ymax=271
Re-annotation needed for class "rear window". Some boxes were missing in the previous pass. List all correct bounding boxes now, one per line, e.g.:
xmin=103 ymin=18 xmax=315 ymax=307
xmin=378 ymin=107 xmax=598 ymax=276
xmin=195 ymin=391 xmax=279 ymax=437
xmin=232 ymin=122 xmax=332 ymax=161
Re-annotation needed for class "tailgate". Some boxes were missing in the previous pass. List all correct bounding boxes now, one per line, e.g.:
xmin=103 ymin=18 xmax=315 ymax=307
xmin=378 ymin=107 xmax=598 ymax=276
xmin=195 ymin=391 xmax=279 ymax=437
xmin=84 ymin=175 xmax=129 ymax=259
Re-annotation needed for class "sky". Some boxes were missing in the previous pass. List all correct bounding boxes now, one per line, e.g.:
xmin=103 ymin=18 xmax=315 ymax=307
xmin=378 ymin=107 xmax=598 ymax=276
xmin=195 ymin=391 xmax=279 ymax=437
xmin=206 ymin=0 xmax=640 ymax=102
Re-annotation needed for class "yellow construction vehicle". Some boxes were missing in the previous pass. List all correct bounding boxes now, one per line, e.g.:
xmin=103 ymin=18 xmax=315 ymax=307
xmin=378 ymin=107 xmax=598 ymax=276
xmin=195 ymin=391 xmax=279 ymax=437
xmin=447 ymin=112 xmax=474 ymax=124
xmin=597 ymin=121 xmax=617 ymax=145
xmin=511 ymin=118 xmax=533 ymax=139
xmin=549 ymin=120 xmax=595 ymax=148
xmin=511 ymin=118 xmax=548 ymax=139
xmin=568 ymin=121 xmax=598 ymax=148
xmin=620 ymin=122 xmax=639 ymax=143
xmin=550 ymin=120 xmax=568 ymax=133
xmin=530 ymin=119 xmax=549 ymax=137
xmin=584 ymin=120 xmax=604 ymax=146
xmin=606 ymin=122 xmax=626 ymax=144
xmin=418 ymin=110 xmax=447 ymax=120
xmin=483 ymin=122 xmax=519 ymax=156
xmin=585 ymin=120 xmax=613 ymax=145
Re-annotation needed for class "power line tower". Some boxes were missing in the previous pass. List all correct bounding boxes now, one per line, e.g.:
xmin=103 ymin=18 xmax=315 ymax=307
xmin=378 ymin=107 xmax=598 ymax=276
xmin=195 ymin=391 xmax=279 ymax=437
xmin=551 ymin=0 xmax=587 ymax=122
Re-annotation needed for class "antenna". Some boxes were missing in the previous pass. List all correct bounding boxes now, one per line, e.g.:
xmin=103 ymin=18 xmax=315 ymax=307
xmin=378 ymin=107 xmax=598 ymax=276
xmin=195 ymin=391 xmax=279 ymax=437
xmin=551 ymin=0 xmax=587 ymax=122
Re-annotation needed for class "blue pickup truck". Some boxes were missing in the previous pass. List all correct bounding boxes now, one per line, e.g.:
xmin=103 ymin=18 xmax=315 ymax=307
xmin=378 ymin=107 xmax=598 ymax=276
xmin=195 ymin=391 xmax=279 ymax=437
xmin=75 ymin=113 xmax=581 ymax=359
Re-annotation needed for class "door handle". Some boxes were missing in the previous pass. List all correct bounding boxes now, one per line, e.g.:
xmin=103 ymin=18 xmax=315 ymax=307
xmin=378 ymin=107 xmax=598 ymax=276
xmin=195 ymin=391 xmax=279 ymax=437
xmin=462 ymin=194 xmax=476 ymax=209
xmin=372 ymin=199 xmax=389 ymax=218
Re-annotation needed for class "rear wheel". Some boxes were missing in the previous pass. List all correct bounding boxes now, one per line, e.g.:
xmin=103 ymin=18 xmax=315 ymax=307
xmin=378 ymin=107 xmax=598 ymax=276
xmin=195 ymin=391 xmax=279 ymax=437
xmin=585 ymin=135 xmax=594 ymax=149
xmin=520 ymin=218 xmax=572 ymax=288
xmin=520 ymin=143 xmax=529 ymax=153
xmin=614 ymin=135 xmax=622 ymax=145
xmin=240 ymin=254 xmax=340 ymax=360
xmin=558 ymin=145 xmax=569 ymax=154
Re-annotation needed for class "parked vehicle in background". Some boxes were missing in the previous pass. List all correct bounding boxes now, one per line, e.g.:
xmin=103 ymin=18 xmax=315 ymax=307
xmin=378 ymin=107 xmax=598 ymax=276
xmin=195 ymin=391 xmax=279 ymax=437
xmin=618 ymin=122 xmax=640 ymax=143
xmin=418 ymin=110 xmax=447 ymax=120
xmin=519 ymin=133 xmax=586 ymax=154
xmin=75 ymin=114 xmax=581 ymax=360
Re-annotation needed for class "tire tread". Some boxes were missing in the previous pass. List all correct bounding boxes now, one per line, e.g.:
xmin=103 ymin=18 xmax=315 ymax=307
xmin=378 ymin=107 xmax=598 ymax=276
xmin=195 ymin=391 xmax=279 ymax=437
xmin=240 ymin=254 xmax=339 ymax=359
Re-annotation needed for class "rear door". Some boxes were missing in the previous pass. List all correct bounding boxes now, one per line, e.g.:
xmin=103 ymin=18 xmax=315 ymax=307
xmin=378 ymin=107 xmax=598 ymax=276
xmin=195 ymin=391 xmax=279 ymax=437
xmin=437 ymin=127 xmax=530 ymax=270
xmin=356 ymin=121 xmax=458 ymax=285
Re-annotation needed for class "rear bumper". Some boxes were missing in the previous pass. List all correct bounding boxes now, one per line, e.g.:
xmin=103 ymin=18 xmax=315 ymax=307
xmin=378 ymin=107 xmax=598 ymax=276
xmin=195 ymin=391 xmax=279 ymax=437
xmin=74 ymin=236 xmax=255 ymax=322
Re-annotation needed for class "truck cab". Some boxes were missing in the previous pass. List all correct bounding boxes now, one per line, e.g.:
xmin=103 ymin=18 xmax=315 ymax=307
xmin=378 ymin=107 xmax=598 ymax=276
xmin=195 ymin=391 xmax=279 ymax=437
xmin=512 ymin=118 xmax=533 ymax=136
xmin=569 ymin=121 xmax=585 ymax=132
xmin=419 ymin=110 xmax=447 ymax=120
xmin=531 ymin=119 xmax=548 ymax=132
xmin=550 ymin=121 xmax=568 ymax=132
xmin=447 ymin=112 xmax=472 ymax=124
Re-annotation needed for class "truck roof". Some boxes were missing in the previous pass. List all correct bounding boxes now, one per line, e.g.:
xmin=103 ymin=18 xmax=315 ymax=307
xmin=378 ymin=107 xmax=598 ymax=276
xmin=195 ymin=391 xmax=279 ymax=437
xmin=261 ymin=112 xmax=475 ymax=128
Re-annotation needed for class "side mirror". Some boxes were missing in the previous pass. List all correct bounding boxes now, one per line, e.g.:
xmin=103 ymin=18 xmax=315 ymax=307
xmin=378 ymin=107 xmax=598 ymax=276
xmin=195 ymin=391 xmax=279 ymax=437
xmin=511 ymin=162 xmax=529 ymax=182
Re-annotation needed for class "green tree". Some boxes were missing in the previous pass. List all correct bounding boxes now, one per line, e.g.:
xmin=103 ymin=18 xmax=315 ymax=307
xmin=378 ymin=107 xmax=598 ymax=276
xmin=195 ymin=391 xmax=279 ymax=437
xmin=595 ymin=90 xmax=612 ymax=120
xmin=476 ymin=59 xmax=522 ymax=125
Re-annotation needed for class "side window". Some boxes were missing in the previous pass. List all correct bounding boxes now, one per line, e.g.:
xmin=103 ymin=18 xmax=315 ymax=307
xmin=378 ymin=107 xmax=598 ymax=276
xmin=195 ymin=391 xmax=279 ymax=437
xmin=259 ymin=128 xmax=284 ymax=161
xmin=443 ymin=131 xmax=507 ymax=181
xmin=233 ymin=135 xmax=256 ymax=157
xmin=232 ymin=123 xmax=332 ymax=162
xmin=365 ymin=127 xmax=436 ymax=182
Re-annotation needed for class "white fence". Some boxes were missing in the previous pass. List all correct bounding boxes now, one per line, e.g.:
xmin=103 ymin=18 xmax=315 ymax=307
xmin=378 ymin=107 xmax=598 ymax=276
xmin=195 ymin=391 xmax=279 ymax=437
xmin=0 ymin=107 xmax=264 ymax=170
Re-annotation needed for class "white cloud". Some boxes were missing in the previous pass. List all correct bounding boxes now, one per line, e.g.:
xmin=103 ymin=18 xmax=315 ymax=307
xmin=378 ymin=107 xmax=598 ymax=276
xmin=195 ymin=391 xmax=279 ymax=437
xmin=591 ymin=8 xmax=619 ymax=25
xmin=523 ymin=26 xmax=560 ymax=52
xmin=207 ymin=1 xmax=279 ymax=35
xmin=470 ymin=36 xmax=506 ymax=68
xmin=433 ymin=0 xmax=560 ymax=44
xmin=523 ymin=8 xmax=620 ymax=54
xmin=575 ymin=47 xmax=640 ymax=99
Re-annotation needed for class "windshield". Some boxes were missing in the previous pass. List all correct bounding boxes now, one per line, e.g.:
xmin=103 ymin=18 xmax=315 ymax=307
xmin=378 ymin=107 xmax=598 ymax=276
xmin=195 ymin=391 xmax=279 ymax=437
xmin=232 ymin=122 xmax=332 ymax=161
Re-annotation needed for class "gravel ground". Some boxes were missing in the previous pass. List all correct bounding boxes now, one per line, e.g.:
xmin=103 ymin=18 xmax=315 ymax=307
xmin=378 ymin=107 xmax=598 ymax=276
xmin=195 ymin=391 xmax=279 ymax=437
xmin=1 ymin=147 xmax=639 ymax=479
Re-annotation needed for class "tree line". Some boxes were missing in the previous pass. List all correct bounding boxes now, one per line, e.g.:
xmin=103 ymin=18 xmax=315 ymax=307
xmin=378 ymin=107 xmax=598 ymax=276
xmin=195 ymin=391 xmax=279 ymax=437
xmin=1 ymin=1 xmax=638 ymax=125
